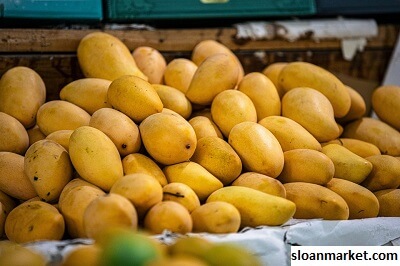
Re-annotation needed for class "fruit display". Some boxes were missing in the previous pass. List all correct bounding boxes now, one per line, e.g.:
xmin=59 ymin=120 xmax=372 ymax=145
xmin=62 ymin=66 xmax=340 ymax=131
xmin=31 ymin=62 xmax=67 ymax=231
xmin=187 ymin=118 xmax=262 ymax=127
xmin=1 ymin=31 xmax=400 ymax=265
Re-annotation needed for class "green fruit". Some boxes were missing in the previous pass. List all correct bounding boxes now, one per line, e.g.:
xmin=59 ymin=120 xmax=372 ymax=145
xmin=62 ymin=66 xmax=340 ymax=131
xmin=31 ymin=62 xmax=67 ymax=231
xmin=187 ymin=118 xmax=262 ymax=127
xmin=201 ymin=243 xmax=262 ymax=266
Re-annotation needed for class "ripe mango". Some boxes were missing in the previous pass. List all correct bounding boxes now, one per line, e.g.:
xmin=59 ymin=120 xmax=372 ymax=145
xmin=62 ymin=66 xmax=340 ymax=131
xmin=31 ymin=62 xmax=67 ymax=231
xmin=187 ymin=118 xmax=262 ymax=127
xmin=152 ymin=84 xmax=192 ymax=119
xmin=262 ymin=62 xmax=288 ymax=98
xmin=281 ymin=87 xmax=340 ymax=142
xmin=0 ymin=112 xmax=29 ymax=154
xmin=0 ymin=66 xmax=46 ymax=128
xmin=321 ymin=138 xmax=381 ymax=158
xmin=27 ymin=125 xmax=46 ymax=146
xmin=163 ymin=58 xmax=198 ymax=94
xmin=361 ymin=155 xmax=400 ymax=192
xmin=284 ymin=182 xmax=349 ymax=220
xmin=228 ymin=121 xmax=284 ymax=178
xmin=188 ymin=116 xmax=223 ymax=140
xmin=162 ymin=182 xmax=201 ymax=213
xmin=278 ymin=61 xmax=351 ymax=118
xmin=207 ymin=186 xmax=296 ymax=227
xmin=336 ymin=86 xmax=366 ymax=124
xmin=372 ymin=85 xmax=400 ymax=130
xmin=132 ymin=46 xmax=166 ymax=84
xmin=232 ymin=172 xmax=286 ymax=198
xmin=374 ymin=189 xmax=400 ymax=217
xmin=45 ymin=129 xmax=73 ymax=151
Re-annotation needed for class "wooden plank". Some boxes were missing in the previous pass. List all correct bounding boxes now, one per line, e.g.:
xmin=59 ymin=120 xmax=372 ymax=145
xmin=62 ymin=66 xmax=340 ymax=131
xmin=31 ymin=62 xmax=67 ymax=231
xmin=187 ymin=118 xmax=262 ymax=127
xmin=0 ymin=24 xmax=398 ymax=53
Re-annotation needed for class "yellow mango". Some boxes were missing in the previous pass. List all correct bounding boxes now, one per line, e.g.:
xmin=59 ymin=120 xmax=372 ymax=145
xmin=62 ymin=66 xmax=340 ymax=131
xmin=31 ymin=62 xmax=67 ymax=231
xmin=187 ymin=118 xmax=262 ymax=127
xmin=336 ymin=86 xmax=367 ymax=124
xmin=237 ymin=72 xmax=281 ymax=120
xmin=77 ymin=32 xmax=147 ymax=81
xmin=162 ymin=182 xmax=201 ymax=213
xmin=200 ymin=243 xmax=262 ymax=266
xmin=139 ymin=112 xmax=197 ymax=165
xmin=262 ymin=62 xmax=288 ymax=98
xmin=27 ymin=125 xmax=46 ymax=146
xmin=0 ymin=203 xmax=7 ymax=237
xmin=61 ymin=244 xmax=101 ymax=266
xmin=36 ymin=100 xmax=91 ymax=136
xmin=89 ymin=108 xmax=141 ymax=157
xmin=59 ymin=78 xmax=112 ymax=115
xmin=278 ymin=149 xmax=334 ymax=185
xmin=24 ymin=140 xmax=73 ymax=202
xmin=232 ymin=172 xmax=286 ymax=198
xmin=191 ymin=39 xmax=244 ymax=84
xmin=122 ymin=153 xmax=168 ymax=186
xmin=45 ymin=129 xmax=73 ymax=151
xmin=278 ymin=61 xmax=351 ymax=118
xmin=0 ymin=242 xmax=46 ymax=266
xmin=5 ymin=201 xmax=65 ymax=243
xmin=326 ymin=178 xmax=379 ymax=219
xmin=284 ymin=182 xmax=349 ymax=220
xmin=110 ymin=173 xmax=163 ymax=219
xmin=0 ymin=112 xmax=29 ymax=154
xmin=83 ymin=193 xmax=138 ymax=239
xmin=281 ymin=87 xmax=340 ymax=142
xmin=211 ymin=90 xmax=257 ymax=138
xmin=58 ymin=178 xmax=101 ymax=205
xmin=321 ymin=144 xmax=373 ymax=184
xmin=163 ymin=161 xmax=223 ymax=202
xmin=59 ymin=184 xmax=105 ymax=238
xmin=372 ymin=85 xmax=400 ymax=130
xmin=361 ymin=155 xmax=400 ymax=192
xmin=0 ymin=152 xmax=37 ymax=200
xmin=374 ymin=189 xmax=400 ymax=217
xmin=163 ymin=58 xmax=198 ymax=94
xmin=321 ymin=138 xmax=381 ymax=158
xmin=132 ymin=46 xmax=166 ymax=84
xmin=190 ymin=136 xmax=242 ymax=185
xmin=0 ymin=190 xmax=17 ymax=215
xmin=144 ymin=201 xmax=193 ymax=234
xmin=191 ymin=201 xmax=241 ymax=234
xmin=228 ymin=121 xmax=284 ymax=178
xmin=207 ymin=186 xmax=295 ymax=227
xmin=258 ymin=115 xmax=322 ymax=152
xmin=107 ymin=75 xmax=163 ymax=123
xmin=69 ymin=126 xmax=123 ymax=191
xmin=188 ymin=116 xmax=223 ymax=140
xmin=186 ymin=53 xmax=239 ymax=105
xmin=152 ymin=84 xmax=192 ymax=119
xmin=0 ymin=66 xmax=46 ymax=128
xmin=342 ymin=117 xmax=400 ymax=156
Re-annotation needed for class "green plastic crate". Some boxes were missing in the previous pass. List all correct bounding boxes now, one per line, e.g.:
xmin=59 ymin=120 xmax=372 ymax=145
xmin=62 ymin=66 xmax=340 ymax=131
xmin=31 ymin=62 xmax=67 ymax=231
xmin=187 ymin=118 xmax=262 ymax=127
xmin=105 ymin=0 xmax=316 ymax=21
xmin=1 ymin=0 xmax=103 ymax=21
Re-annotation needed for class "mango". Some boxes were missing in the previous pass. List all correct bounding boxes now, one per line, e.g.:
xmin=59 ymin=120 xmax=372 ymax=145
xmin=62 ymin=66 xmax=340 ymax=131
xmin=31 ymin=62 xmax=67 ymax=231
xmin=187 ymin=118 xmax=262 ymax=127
xmin=281 ymin=87 xmax=340 ymax=142
xmin=107 ymin=75 xmax=163 ymax=123
xmin=0 ymin=190 xmax=17 ymax=215
xmin=232 ymin=172 xmax=286 ymax=198
xmin=284 ymin=182 xmax=349 ymax=220
xmin=36 ymin=100 xmax=91 ymax=136
xmin=144 ymin=201 xmax=193 ymax=234
xmin=326 ymin=178 xmax=379 ymax=219
xmin=372 ymin=85 xmax=400 ymax=130
xmin=45 ymin=129 xmax=73 ymax=151
xmin=89 ymin=108 xmax=141 ymax=157
xmin=0 ymin=112 xmax=29 ymax=154
xmin=27 ymin=125 xmax=46 ymax=146
xmin=58 ymin=178 xmax=101 ymax=205
xmin=361 ymin=155 xmax=400 ymax=192
xmin=110 ymin=173 xmax=163 ymax=219
xmin=163 ymin=161 xmax=223 ymax=202
xmin=83 ymin=193 xmax=138 ymax=240
xmin=5 ymin=201 xmax=65 ymax=243
xmin=132 ymin=46 xmax=166 ymax=84
xmin=211 ymin=90 xmax=257 ymax=137
xmin=0 ymin=66 xmax=46 ymax=128
xmin=342 ymin=117 xmax=400 ymax=156
xmin=190 ymin=136 xmax=242 ymax=185
xmin=61 ymin=244 xmax=101 ymax=266
xmin=237 ymin=72 xmax=281 ymax=120
xmin=59 ymin=184 xmax=105 ymax=238
xmin=278 ymin=61 xmax=351 ymax=118
xmin=321 ymin=138 xmax=381 ymax=158
xmin=321 ymin=144 xmax=373 ymax=184
xmin=0 ymin=152 xmax=37 ymax=200
xmin=188 ymin=116 xmax=223 ymax=140
xmin=24 ymin=139 xmax=73 ymax=202
xmin=191 ymin=201 xmax=241 ymax=234
xmin=374 ymin=189 xmax=400 ymax=217
xmin=163 ymin=58 xmax=198 ymax=94
xmin=228 ymin=121 xmax=284 ymax=178
xmin=69 ymin=126 xmax=123 ymax=191
xmin=77 ymin=32 xmax=147 ymax=81
xmin=162 ymin=182 xmax=201 ymax=213
xmin=140 ymin=112 xmax=197 ymax=165
xmin=186 ymin=53 xmax=239 ymax=105
xmin=336 ymin=86 xmax=367 ymax=124
xmin=152 ymin=84 xmax=192 ymax=119
xmin=207 ymin=186 xmax=295 ymax=227
xmin=262 ymin=62 xmax=288 ymax=98
xmin=278 ymin=149 xmax=334 ymax=185
xmin=200 ymin=243 xmax=262 ymax=266
xmin=122 ymin=153 xmax=168 ymax=186
xmin=0 ymin=242 xmax=46 ymax=266
xmin=258 ymin=115 xmax=322 ymax=152
xmin=59 ymin=78 xmax=112 ymax=115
